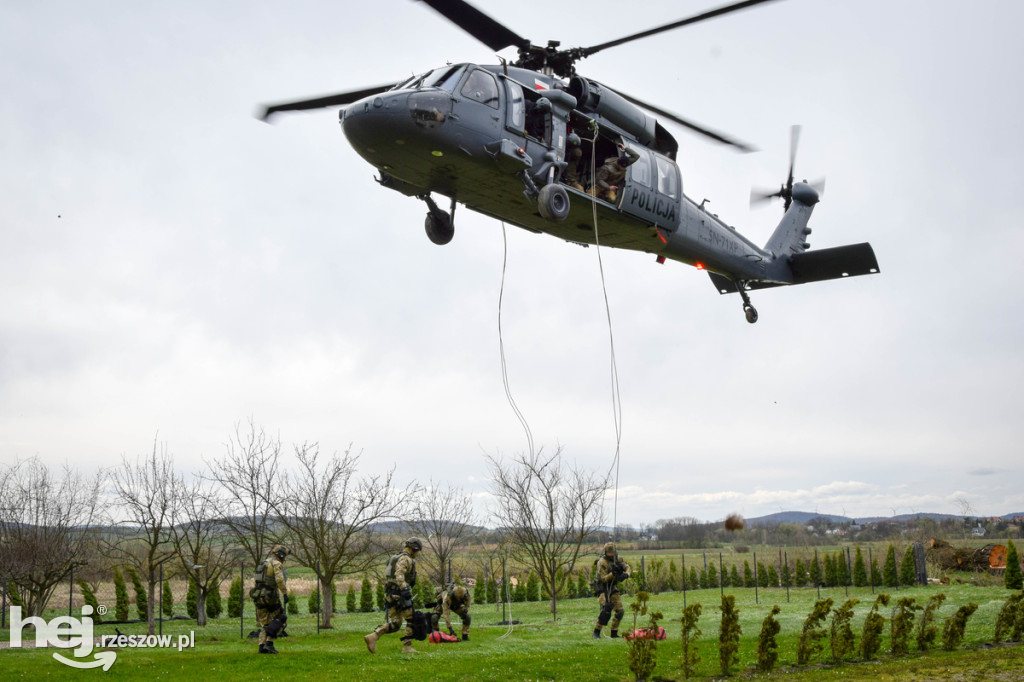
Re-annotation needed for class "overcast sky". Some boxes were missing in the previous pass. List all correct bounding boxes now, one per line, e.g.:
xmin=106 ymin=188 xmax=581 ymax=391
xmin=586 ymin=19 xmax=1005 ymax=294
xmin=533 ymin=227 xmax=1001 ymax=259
xmin=2 ymin=0 xmax=1022 ymax=527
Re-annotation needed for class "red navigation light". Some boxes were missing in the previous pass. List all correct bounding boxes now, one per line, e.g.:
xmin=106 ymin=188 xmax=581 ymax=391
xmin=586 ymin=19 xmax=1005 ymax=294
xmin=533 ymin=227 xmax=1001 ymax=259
xmin=695 ymin=262 xmax=705 ymax=270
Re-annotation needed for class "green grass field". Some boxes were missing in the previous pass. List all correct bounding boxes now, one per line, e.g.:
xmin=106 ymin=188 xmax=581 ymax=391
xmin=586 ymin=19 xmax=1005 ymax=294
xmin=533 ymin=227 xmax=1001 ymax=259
xmin=2 ymin=584 xmax=1022 ymax=680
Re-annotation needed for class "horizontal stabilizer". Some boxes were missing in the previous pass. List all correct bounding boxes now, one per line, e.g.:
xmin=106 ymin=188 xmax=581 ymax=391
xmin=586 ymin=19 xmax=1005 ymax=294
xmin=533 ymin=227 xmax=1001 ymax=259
xmin=709 ymin=242 xmax=879 ymax=294
xmin=789 ymin=242 xmax=879 ymax=284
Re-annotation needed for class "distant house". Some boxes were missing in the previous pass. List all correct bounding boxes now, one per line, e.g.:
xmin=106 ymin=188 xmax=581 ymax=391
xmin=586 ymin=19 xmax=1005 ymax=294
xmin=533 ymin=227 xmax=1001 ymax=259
xmin=971 ymin=525 xmax=987 ymax=538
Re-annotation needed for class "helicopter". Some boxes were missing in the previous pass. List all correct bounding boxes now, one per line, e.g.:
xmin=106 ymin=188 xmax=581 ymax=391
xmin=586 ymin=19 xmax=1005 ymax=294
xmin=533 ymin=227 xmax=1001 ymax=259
xmin=259 ymin=0 xmax=879 ymax=323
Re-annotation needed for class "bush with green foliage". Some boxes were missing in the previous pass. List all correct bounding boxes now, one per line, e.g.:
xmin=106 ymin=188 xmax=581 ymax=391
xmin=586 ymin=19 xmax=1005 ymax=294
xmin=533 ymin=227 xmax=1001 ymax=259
xmin=853 ymin=547 xmax=868 ymax=587
xmin=900 ymin=545 xmax=917 ymax=586
xmin=206 ymin=583 xmax=222 ymax=619
xmin=756 ymin=605 xmax=782 ymax=673
xmin=127 ymin=568 xmax=147 ymax=620
xmin=360 ymin=578 xmax=374 ymax=612
xmin=794 ymin=558 xmax=807 ymax=587
xmin=227 ymin=575 xmax=243 ymax=618
xmin=941 ymin=602 xmax=978 ymax=650
xmin=824 ymin=554 xmax=836 ymax=587
xmin=162 ymin=579 xmax=174 ymax=617
xmin=346 ymin=583 xmax=357 ymax=612
xmin=287 ymin=589 xmax=298 ymax=615
xmin=859 ymin=594 xmax=890 ymax=660
xmin=706 ymin=562 xmax=717 ymax=589
xmin=808 ymin=554 xmax=822 ymax=586
xmin=688 ymin=565 xmax=699 ymax=590
xmin=473 ymin=571 xmax=485 ymax=602
xmin=376 ymin=580 xmax=386 ymax=611
xmin=993 ymin=591 xmax=1024 ymax=642
xmin=915 ymin=592 xmax=946 ymax=650
xmin=767 ymin=564 xmax=779 ymax=588
xmin=186 ymin=578 xmax=197 ymax=619
xmin=780 ymin=561 xmax=791 ymax=588
xmin=1006 ymin=541 xmax=1023 ymax=590
xmin=743 ymin=560 xmax=753 ymax=588
xmin=870 ymin=557 xmax=883 ymax=586
xmin=668 ymin=560 xmax=679 ymax=592
xmin=717 ymin=594 xmax=741 ymax=676
xmin=856 ymin=593 xmax=888 ymax=655
xmin=835 ymin=551 xmax=850 ymax=586
xmin=6 ymin=582 xmax=23 ymax=607
xmin=730 ymin=564 xmax=741 ymax=589
xmin=77 ymin=580 xmax=102 ymax=622
xmin=757 ymin=562 xmax=769 ymax=588
xmin=796 ymin=597 xmax=833 ymax=665
xmin=890 ymin=596 xmax=920 ymax=656
xmin=625 ymin=591 xmax=662 ymax=682
xmin=883 ymin=545 xmax=898 ymax=587
xmin=514 ymin=577 xmax=527 ymax=602
xmin=308 ymin=584 xmax=321 ymax=614
xmin=680 ymin=602 xmax=702 ymax=679
xmin=830 ymin=598 xmax=859 ymax=662
xmin=577 ymin=570 xmax=588 ymax=598
xmin=113 ymin=568 xmax=130 ymax=622
xmin=526 ymin=572 xmax=540 ymax=602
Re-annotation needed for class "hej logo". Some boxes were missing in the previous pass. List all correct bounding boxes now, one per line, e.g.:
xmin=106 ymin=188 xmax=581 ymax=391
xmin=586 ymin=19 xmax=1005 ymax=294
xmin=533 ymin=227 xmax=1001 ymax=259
xmin=8 ymin=604 xmax=116 ymax=670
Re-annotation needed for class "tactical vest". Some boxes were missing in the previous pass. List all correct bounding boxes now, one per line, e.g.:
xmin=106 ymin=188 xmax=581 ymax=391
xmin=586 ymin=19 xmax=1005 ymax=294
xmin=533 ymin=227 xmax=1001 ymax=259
xmin=384 ymin=552 xmax=417 ymax=589
xmin=250 ymin=560 xmax=280 ymax=607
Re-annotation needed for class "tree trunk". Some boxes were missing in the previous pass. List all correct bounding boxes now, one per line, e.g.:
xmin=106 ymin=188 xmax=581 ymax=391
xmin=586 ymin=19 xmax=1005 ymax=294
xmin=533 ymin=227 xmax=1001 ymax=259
xmin=146 ymin=574 xmax=156 ymax=635
xmin=197 ymin=587 xmax=208 ymax=627
xmin=320 ymin=575 xmax=334 ymax=628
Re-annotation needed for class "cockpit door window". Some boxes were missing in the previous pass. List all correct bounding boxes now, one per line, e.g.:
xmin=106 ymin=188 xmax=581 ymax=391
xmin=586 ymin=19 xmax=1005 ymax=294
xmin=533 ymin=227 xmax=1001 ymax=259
xmin=461 ymin=69 xmax=500 ymax=109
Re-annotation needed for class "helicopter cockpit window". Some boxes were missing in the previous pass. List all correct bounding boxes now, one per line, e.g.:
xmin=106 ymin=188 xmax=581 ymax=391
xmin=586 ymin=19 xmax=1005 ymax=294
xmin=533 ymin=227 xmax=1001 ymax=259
xmin=655 ymin=154 xmax=679 ymax=199
xmin=506 ymin=80 xmax=525 ymax=130
xmin=628 ymin=146 xmax=652 ymax=188
xmin=429 ymin=65 xmax=464 ymax=92
xmin=460 ymin=69 xmax=500 ymax=109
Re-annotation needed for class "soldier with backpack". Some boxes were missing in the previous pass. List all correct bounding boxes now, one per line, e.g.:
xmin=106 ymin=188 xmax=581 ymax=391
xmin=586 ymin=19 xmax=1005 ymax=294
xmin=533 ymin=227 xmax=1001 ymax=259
xmin=364 ymin=537 xmax=423 ymax=654
xmin=431 ymin=583 xmax=472 ymax=641
xmin=250 ymin=545 xmax=290 ymax=654
xmin=592 ymin=542 xmax=630 ymax=639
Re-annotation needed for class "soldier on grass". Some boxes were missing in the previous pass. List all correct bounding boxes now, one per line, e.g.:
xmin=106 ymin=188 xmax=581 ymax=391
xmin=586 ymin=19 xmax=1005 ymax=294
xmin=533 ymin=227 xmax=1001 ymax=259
xmin=364 ymin=537 xmax=423 ymax=654
xmin=593 ymin=542 xmax=630 ymax=639
xmin=251 ymin=544 xmax=290 ymax=654
xmin=431 ymin=582 xmax=472 ymax=641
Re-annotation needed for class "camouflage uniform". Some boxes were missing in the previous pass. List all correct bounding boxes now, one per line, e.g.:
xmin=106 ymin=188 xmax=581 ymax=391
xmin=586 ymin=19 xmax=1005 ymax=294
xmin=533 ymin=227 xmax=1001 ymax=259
xmin=253 ymin=546 xmax=289 ymax=653
xmin=593 ymin=146 xmax=640 ymax=203
xmin=365 ymin=538 xmax=422 ymax=653
xmin=593 ymin=542 xmax=631 ymax=638
xmin=431 ymin=583 xmax=472 ymax=640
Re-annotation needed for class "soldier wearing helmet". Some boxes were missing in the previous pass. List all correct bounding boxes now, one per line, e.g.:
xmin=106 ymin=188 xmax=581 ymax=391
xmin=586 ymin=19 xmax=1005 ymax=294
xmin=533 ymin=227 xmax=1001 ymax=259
xmin=431 ymin=582 xmax=472 ymax=641
xmin=252 ymin=544 xmax=290 ymax=654
xmin=563 ymin=132 xmax=584 ymax=191
xmin=364 ymin=538 xmax=423 ymax=654
xmin=592 ymin=142 xmax=639 ymax=203
xmin=593 ymin=541 xmax=630 ymax=639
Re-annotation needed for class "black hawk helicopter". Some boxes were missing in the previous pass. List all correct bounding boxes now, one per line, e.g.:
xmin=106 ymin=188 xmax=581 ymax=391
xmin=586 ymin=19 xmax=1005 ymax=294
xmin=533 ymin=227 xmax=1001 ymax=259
xmin=260 ymin=0 xmax=879 ymax=323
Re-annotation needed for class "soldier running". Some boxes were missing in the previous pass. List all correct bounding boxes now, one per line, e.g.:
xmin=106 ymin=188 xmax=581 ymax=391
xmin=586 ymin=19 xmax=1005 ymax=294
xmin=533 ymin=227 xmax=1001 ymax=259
xmin=364 ymin=537 xmax=423 ymax=654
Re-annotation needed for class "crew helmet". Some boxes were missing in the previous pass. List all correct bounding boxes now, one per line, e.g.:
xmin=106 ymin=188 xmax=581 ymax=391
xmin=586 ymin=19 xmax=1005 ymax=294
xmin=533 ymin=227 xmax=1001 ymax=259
xmin=405 ymin=537 xmax=424 ymax=553
xmin=604 ymin=542 xmax=616 ymax=555
xmin=272 ymin=544 xmax=290 ymax=560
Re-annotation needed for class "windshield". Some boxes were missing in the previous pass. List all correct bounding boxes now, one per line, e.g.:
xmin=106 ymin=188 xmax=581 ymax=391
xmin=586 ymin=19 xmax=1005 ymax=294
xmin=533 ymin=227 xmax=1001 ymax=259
xmin=393 ymin=65 xmax=465 ymax=92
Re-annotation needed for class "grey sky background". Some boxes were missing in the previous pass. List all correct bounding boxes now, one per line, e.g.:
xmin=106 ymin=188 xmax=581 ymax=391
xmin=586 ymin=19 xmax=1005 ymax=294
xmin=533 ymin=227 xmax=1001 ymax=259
xmin=2 ymin=0 xmax=1022 ymax=526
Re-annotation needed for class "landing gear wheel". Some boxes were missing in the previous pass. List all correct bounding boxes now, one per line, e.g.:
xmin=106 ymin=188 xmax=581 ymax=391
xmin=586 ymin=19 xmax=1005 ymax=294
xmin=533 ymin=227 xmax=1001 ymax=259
xmin=425 ymin=211 xmax=453 ymax=245
xmin=744 ymin=305 xmax=758 ymax=324
xmin=537 ymin=184 xmax=570 ymax=221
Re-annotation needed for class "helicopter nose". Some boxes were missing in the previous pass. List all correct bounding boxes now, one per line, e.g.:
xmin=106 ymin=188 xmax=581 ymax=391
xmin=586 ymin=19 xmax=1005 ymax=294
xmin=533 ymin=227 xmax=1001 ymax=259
xmin=341 ymin=90 xmax=452 ymax=162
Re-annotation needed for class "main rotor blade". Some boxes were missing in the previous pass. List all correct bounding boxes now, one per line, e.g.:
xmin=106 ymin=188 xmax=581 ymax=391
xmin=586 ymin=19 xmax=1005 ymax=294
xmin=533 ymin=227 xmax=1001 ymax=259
xmin=613 ymin=89 xmax=756 ymax=152
xmin=787 ymin=124 xmax=801 ymax=188
xmin=258 ymin=84 xmax=399 ymax=121
xmin=579 ymin=0 xmax=781 ymax=58
xmin=416 ymin=0 xmax=530 ymax=52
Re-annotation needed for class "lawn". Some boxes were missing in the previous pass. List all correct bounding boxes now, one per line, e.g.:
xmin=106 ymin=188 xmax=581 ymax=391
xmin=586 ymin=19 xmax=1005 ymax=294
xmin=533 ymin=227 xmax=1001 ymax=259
xmin=2 ymin=584 xmax=1022 ymax=680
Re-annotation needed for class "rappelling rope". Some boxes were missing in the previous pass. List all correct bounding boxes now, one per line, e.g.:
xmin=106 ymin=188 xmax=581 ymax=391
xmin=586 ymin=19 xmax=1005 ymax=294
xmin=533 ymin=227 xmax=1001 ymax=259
xmin=499 ymin=222 xmax=535 ymax=458
xmin=583 ymin=130 xmax=624 ymax=538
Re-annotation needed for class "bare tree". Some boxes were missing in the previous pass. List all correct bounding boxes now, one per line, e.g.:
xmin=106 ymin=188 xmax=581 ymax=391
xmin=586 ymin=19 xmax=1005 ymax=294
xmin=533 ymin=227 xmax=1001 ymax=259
xmin=169 ymin=477 xmax=240 ymax=626
xmin=0 ymin=458 xmax=102 ymax=616
xmin=272 ymin=442 xmax=413 ymax=628
xmin=106 ymin=440 xmax=177 ymax=635
xmin=486 ymin=447 xmax=607 ymax=618
xmin=205 ymin=419 xmax=282 ymax=568
xmin=407 ymin=480 xmax=476 ymax=586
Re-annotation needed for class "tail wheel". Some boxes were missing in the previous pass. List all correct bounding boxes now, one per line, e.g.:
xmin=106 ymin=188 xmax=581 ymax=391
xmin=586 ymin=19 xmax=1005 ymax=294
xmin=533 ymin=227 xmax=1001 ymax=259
xmin=538 ymin=184 xmax=570 ymax=221
xmin=744 ymin=305 xmax=759 ymax=324
xmin=425 ymin=211 xmax=453 ymax=245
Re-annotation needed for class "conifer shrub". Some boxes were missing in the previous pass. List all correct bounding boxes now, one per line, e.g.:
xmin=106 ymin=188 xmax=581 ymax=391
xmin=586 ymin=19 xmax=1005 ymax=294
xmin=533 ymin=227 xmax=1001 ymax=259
xmin=77 ymin=580 xmax=102 ymax=622
xmin=890 ymin=596 xmax=920 ymax=656
xmin=1006 ymin=541 xmax=1023 ymax=590
xmin=287 ymin=589 xmax=298 ymax=615
xmin=808 ymin=554 xmax=822 ymax=586
xmin=376 ymin=580 xmax=387 ymax=610
xmin=680 ymin=603 xmax=702 ymax=679
xmin=830 ymin=598 xmax=859 ymax=662
xmin=859 ymin=594 xmax=890 ymax=660
xmin=717 ymin=594 xmax=742 ymax=675
xmin=993 ymin=591 xmax=1024 ymax=642
xmin=360 ymin=578 xmax=374 ymax=612
xmin=186 ymin=578 xmax=197 ymax=619
xmin=853 ymin=547 xmax=868 ymax=587
xmin=796 ymin=598 xmax=833 ymax=664
xmin=916 ymin=592 xmax=946 ymax=650
xmin=941 ymin=602 xmax=978 ymax=651
xmin=162 ymin=579 xmax=174 ymax=617
xmin=113 ymin=568 xmax=130 ymax=622
xmin=127 ymin=568 xmax=147 ymax=620
xmin=206 ymin=582 xmax=222 ymax=619
xmin=883 ymin=545 xmax=898 ymax=587
xmin=743 ymin=560 xmax=753 ymax=588
xmin=870 ymin=557 xmax=883 ymax=586
xmin=227 ymin=575 xmax=243 ymax=618
xmin=794 ymin=558 xmax=808 ymax=587
xmin=346 ymin=583 xmax=356 ymax=613
xmin=756 ymin=605 xmax=782 ymax=673
xmin=900 ymin=545 xmax=917 ymax=586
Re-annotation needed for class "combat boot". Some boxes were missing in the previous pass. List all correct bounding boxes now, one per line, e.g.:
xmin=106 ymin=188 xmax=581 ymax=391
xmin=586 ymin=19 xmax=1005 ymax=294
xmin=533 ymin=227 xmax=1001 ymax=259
xmin=264 ymin=641 xmax=279 ymax=654
xmin=610 ymin=630 xmax=619 ymax=638
xmin=363 ymin=631 xmax=379 ymax=654
xmin=462 ymin=634 xmax=469 ymax=641
xmin=592 ymin=628 xmax=601 ymax=639
xmin=401 ymin=639 xmax=420 ymax=654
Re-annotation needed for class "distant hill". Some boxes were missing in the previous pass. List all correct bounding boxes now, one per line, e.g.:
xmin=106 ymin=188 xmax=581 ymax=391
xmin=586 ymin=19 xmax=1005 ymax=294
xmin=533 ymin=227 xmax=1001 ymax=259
xmin=744 ymin=510 xmax=1023 ymax=527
